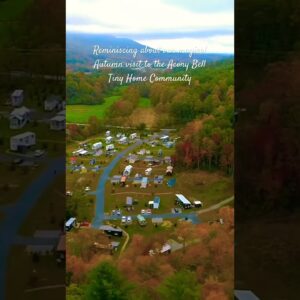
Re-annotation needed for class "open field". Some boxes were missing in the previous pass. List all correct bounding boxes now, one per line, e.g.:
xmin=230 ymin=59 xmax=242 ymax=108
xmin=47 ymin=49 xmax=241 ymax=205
xmin=66 ymin=96 xmax=121 ymax=123
xmin=6 ymin=246 xmax=65 ymax=300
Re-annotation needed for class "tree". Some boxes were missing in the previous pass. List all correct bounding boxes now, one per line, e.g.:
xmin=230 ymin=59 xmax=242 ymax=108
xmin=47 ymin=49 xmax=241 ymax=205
xmin=158 ymin=270 xmax=201 ymax=300
xmin=85 ymin=261 xmax=133 ymax=300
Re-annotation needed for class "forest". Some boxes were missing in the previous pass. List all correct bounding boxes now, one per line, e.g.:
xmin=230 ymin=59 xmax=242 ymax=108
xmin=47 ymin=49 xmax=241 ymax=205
xmin=67 ymin=207 xmax=234 ymax=300
xmin=67 ymin=60 xmax=234 ymax=174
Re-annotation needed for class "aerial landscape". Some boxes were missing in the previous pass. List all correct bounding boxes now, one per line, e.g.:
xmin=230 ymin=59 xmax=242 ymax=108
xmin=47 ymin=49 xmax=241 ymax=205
xmin=66 ymin=1 xmax=234 ymax=298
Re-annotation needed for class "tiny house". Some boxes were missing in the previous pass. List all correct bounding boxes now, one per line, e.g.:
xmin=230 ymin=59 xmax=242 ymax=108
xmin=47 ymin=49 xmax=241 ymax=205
xmin=10 ymin=132 xmax=36 ymax=152
xmin=130 ymin=133 xmax=137 ymax=139
xmin=118 ymin=136 xmax=128 ymax=144
xmin=50 ymin=115 xmax=65 ymax=130
xmin=92 ymin=142 xmax=103 ymax=150
xmin=9 ymin=106 xmax=30 ymax=129
xmin=106 ymin=144 xmax=115 ymax=151
xmin=106 ymin=136 xmax=113 ymax=144
xmin=11 ymin=89 xmax=24 ymax=107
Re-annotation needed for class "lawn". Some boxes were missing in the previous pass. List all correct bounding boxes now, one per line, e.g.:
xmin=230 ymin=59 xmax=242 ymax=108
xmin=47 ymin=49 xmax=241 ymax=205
xmin=138 ymin=97 xmax=152 ymax=108
xmin=67 ymin=95 xmax=121 ymax=123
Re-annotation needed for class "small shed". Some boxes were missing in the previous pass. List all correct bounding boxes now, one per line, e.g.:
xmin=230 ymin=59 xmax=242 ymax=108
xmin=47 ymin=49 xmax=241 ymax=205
xmin=126 ymin=197 xmax=133 ymax=206
xmin=140 ymin=177 xmax=148 ymax=188
xmin=153 ymin=196 xmax=160 ymax=209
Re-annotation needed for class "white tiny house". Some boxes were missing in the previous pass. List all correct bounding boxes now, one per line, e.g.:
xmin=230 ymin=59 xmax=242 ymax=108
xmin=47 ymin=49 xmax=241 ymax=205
xmin=10 ymin=131 xmax=36 ymax=152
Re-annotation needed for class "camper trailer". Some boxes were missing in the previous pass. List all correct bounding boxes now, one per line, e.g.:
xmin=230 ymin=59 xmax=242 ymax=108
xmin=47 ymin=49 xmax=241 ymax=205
xmin=106 ymin=144 xmax=115 ymax=151
xmin=118 ymin=136 xmax=128 ymax=144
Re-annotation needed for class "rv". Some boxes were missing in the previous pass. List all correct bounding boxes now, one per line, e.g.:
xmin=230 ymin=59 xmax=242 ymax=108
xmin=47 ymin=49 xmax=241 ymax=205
xmin=99 ymin=225 xmax=123 ymax=237
xmin=175 ymin=194 xmax=192 ymax=209
xmin=130 ymin=133 xmax=137 ymax=139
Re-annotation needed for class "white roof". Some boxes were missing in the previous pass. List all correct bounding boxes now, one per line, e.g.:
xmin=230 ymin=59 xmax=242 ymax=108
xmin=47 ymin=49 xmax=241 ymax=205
xmin=66 ymin=217 xmax=76 ymax=227
xmin=51 ymin=115 xmax=65 ymax=121
xmin=57 ymin=110 xmax=65 ymax=116
xmin=161 ymin=243 xmax=171 ymax=253
xmin=12 ymin=89 xmax=23 ymax=96
xmin=194 ymin=201 xmax=202 ymax=205
xmin=93 ymin=142 xmax=102 ymax=146
xmin=119 ymin=136 xmax=127 ymax=141
xmin=145 ymin=168 xmax=152 ymax=172
xmin=125 ymin=165 xmax=133 ymax=171
xmin=11 ymin=131 xmax=35 ymax=139
xmin=10 ymin=106 xmax=30 ymax=116
xmin=160 ymin=135 xmax=169 ymax=139
xmin=175 ymin=194 xmax=191 ymax=205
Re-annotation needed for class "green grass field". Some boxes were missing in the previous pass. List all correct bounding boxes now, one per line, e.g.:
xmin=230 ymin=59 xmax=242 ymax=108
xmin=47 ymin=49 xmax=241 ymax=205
xmin=138 ymin=97 xmax=152 ymax=108
xmin=67 ymin=96 xmax=121 ymax=123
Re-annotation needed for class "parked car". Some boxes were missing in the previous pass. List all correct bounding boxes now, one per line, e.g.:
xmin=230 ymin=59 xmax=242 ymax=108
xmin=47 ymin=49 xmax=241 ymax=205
xmin=84 ymin=186 xmax=91 ymax=192
xmin=141 ymin=209 xmax=146 ymax=214
xmin=127 ymin=216 xmax=132 ymax=223
xmin=146 ymin=209 xmax=152 ymax=214
xmin=121 ymin=216 xmax=127 ymax=224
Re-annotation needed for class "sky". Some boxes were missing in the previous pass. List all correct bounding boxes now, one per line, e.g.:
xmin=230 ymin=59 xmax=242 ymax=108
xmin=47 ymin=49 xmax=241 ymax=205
xmin=66 ymin=0 xmax=234 ymax=53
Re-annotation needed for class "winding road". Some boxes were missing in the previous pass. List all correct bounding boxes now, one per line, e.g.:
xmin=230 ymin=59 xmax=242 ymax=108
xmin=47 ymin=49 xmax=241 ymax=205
xmin=91 ymin=140 xmax=143 ymax=228
xmin=0 ymin=157 xmax=65 ymax=300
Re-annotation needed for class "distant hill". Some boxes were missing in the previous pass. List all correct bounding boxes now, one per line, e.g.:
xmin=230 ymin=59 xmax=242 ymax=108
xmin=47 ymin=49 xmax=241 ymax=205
xmin=67 ymin=32 xmax=233 ymax=71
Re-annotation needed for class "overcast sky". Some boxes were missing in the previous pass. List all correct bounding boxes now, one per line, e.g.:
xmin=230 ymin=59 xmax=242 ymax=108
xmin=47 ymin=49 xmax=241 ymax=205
xmin=67 ymin=0 xmax=234 ymax=53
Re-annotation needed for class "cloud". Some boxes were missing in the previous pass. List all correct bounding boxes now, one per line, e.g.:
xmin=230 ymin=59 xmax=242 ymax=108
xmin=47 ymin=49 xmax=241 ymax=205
xmin=67 ymin=0 xmax=234 ymax=53
xmin=138 ymin=35 xmax=234 ymax=54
